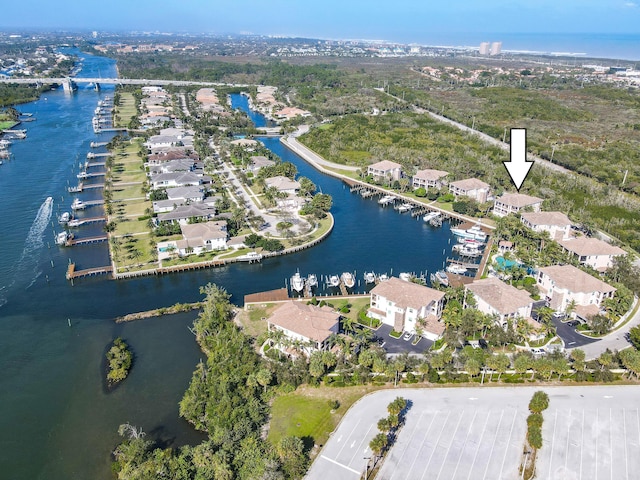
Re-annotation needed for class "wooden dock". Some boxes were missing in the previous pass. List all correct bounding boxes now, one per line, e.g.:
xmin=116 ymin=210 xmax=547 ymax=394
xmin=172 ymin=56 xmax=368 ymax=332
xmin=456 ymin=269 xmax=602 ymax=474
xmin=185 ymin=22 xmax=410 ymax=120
xmin=67 ymin=235 xmax=108 ymax=246
xmin=68 ymin=216 xmax=106 ymax=227
xmin=90 ymin=142 xmax=109 ymax=148
xmin=87 ymin=152 xmax=111 ymax=159
xmin=66 ymin=263 xmax=113 ymax=280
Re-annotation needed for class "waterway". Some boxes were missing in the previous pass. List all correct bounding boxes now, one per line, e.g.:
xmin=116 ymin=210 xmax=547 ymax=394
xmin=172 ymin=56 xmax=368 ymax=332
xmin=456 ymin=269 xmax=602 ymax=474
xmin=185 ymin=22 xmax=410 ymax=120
xmin=0 ymin=51 xmax=455 ymax=479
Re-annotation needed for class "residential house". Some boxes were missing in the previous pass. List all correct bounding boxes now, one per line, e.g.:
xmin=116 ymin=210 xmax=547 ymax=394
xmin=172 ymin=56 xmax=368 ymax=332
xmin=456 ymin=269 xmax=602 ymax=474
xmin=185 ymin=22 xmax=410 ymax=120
xmin=367 ymin=160 xmax=403 ymax=183
xmin=248 ymin=155 xmax=275 ymax=173
xmin=157 ymin=204 xmax=217 ymax=225
xmin=558 ymin=236 xmax=627 ymax=272
xmin=166 ymin=185 xmax=206 ymax=203
xmin=150 ymin=172 xmax=210 ymax=190
xmin=449 ymin=178 xmax=491 ymax=203
xmin=267 ymin=301 xmax=340 ymax=357
xmin=412 ymin=169 xmax=449 ymax=190
xmin=537 ymin=265 xmax=616 ymax=318
xmin=367 ymin=277 xmax=446 ymax=339
xmin=149 ymin=159 xmax=202 ymax=175
xmin=520 ymin=211 xmax=573 ymax=241
xmin=492 ymin=193 xmax=543 ymax=217
xmin=230 ymin=138 xmax=258 ymax=149
xmin=273 ymin=106 xmax=311 ymax=119
xmin=265 ymin=176 xmax=301 ymax=195
xmin=156 ymin=220 xmax=228 ymax=259
xmin=465 ymin=278 xmax=534 ymax=327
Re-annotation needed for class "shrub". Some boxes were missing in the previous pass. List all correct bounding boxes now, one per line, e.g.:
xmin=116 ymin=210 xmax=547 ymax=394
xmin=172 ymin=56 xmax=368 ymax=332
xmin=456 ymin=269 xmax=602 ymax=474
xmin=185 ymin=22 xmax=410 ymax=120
xmin=328 ymin=399 xmax=340 ymax=410
xmin=527 ymin=413 xmax=543 ymax=429
xmin=529 ymin=391 xmax=549 ymax=413
xmin=528 ymin=426 xmax=543 ymax=449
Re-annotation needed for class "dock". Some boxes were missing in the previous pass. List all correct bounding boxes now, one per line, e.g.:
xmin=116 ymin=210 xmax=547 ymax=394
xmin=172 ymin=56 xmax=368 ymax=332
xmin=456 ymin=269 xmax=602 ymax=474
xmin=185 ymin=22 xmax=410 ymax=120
xmin=77 ymin=172 xmax=105 ymax=179
xmin=67 ymin=216 xmax=106 ymax=227
xmin=86 ymin=152 xmax=111 ymax=159
xmin=85 ymin=161 xmax=106 ymax=168
xmin=66 ymin=235 xmax=108 ymax=246
xmin=66 ymin=263 xmax=113 ymax=280
xmin=446 ymin=258 xmax=480 ymax=270
xmin=90 ymin=142 xmax=109 ymax=148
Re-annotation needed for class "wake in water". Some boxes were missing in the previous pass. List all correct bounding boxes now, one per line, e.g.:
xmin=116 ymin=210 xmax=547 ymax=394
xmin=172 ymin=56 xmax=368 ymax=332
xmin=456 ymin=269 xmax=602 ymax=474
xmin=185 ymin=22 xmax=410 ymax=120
xmin=0 ymin=197 xmax=53 ymax=307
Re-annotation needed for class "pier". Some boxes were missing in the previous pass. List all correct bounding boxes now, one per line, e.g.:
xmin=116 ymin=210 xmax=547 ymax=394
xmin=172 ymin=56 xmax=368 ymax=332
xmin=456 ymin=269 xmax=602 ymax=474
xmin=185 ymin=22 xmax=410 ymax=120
xmin=67 ymin=216 xmax=106 ymax=227
xmin=90 ymin=142 xmax=109 ymax=148
xmin=77 ymin=172 xmax=105 ymax=179
xmin=86 ymin=152 xmax=111 ymax=159
xmin=66 ymin=235 xmax=108 ymax=246
xmin=66 ymin=263 xmax=113 ymax=280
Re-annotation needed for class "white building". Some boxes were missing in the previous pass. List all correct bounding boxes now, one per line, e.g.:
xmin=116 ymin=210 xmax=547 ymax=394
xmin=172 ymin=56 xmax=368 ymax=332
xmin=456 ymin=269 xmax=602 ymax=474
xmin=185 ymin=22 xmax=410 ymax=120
xmin=449 ymin=178 xmax=491 ymax=203
xmin=367 ymin=160 xmax=403 ymax=183
xmin=490 ymin=42 xmax=502 ymax=56
xmin=157 ymin=220 xmax=228 ymax=259
xmin=479 ymin=42 xmax=490 ymax=55
xmin=264 ymin=176 xmax=301 ymax=195
xmin=492 ymin=192 xmax=543 ymax=217
xmin=267 ymin=301 xmax=340 ymax=357
xmin=520 ymin=211 xmax=572 ymax=241
xmin=558 ymin=237 xmax=627 ymax=272
xmin=465 ymin=278 xmax=534 ymax=327
xmin=412 ymin=169 xmax=448 ymax=190
xmin=367 ymin=277 xmax=445 ymax=339
xmin=537 ymin=265 xmax=616 ymax=318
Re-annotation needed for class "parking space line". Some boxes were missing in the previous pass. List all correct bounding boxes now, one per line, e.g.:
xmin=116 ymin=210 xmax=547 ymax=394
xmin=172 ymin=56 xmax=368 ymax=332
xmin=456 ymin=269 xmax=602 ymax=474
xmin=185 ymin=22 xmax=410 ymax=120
xmin=451 ymin=410 xmax=478 ymax=479
xmin=580 ymin=409 xmax=585 ymax=480
xmin=406 ymin=412 xmax=438 ymax=479
xmin=319 ymin=455 xmax=360 ymax=475
xmin=624 ymin=409 xmax=628 ymax=480
xmin=336 ymin=418 xmax=361 ymax=458
xmin=547 ymin=410 xmax=558 ymax=480
xmin=435 ymin=409 xmax=465 ymax=480
xmin=347 ymin=423 xmax=374 ymax=466
xmin=498 ymin=409 xmax=518 ymax=479
xmin=596 ymin=409 xmax=599 ymax=480
xmin=564 ymin=409 xmax=572 ymax=474
xmin=482 ymin=409 xmax=505 ymax=480
xmin=388 ymin=411 xmax=426 ymax=480
xmin=420 ymin=411 xmax=452 ymax=480
xmin=610 ymin=408 xmax=613 ymax=480
xmin=467 ymin=411 xmax=491 ymax=480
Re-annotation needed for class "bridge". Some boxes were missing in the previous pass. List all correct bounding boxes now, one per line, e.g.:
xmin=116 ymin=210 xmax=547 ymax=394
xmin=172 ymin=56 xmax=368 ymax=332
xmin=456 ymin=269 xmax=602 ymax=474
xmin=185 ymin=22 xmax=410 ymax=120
xmin=0 ymin=77 xmax=248 ymax=92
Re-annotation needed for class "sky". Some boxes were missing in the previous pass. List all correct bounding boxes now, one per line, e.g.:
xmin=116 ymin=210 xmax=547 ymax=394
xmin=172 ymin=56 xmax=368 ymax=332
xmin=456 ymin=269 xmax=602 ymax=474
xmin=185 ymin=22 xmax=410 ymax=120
xmin=1 ymin=0 xmax=640 ymax=46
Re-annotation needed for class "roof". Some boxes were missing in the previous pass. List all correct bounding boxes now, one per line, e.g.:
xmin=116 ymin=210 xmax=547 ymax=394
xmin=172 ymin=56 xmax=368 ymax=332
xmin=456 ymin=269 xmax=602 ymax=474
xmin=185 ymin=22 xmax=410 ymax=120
xmin=539 ymin=265 xmax=616 ymax=294
xmin=520 ymin=211 xmax=572 ymax=227
xmin=180 ymin=221 xmax=227 ymax=240
xmin=151 ymin=171 xmax=203 ymax=185
xmin=370 ymin=277 xmax=445 ymax=310
xmin=466 ymin=278 xmax=533 ymax=314
xmin=268 ymin=301 xmax=340 ymax=343
xmin=166 ymin=185 xmax=205 ymax=200
xmin=421 ymin=315 xmax=446 ymax=336
xmin=265 ymin=176 xmax=301 ymax=191
xmin=449 ymin=178 xmax=490 ymax=191
xmin=495 ymin=193 xmax=543 ymax=208
xmin=413 ymin=169 xmax=448 ymax=181
xmin=368 ymin=160 xmax=402 ymax=171
xmin=158 ymin=204 xmax=217 ymax=222
xmin=558 ymin=237 xmax=626 ymax=257
xmin=250 ymin=156 xmax=275 ymax=168
xmin=230 ymin=138 xmax=258 ymax=146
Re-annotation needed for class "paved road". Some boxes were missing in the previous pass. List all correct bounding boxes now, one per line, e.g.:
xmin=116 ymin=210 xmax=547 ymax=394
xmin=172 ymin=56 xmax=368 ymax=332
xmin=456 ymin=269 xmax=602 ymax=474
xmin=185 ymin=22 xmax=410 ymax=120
xmin=306 ymin=385 xmax=640 ymax=480
xmin=553 ymin=318 xmax=598 ymax=349
xmin=375 ymin=324 xmax=433 ymax=355
xmin=284 ymin=129 xmax=361 ymax=172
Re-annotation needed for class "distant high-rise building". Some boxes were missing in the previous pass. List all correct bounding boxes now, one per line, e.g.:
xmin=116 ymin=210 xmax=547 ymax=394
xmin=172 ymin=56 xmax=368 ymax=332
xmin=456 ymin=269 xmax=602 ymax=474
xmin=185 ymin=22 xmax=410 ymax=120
xmin=479 ymin=42 xmax=490 ymax=55
xmin=490 ymin=42 xmax=502 ymax=55
xmin=92 ymin=31 xmax=98 ymax=39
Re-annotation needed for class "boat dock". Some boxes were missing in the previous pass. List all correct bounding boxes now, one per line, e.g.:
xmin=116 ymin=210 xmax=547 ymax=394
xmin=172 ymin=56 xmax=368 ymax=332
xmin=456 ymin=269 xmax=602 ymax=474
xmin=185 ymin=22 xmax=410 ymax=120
xmin=446 ymin=258 xmax=480 ymax=270
xmin=66 ymin=263 xmax=113 ymax=280
xmin=86 ymin=152 xmax=111 ymax=159
xmin=85 ymin=161 xmax=106 ymax=168
xmin=68 ymin=216 xmax=106 ymax=227
xmin=90 ymin=142 xmax=109 ymax=148
xmin=66 ymin=235 xmax=108 ymax=246
xmin=77 ymin=172 xmax=105 ymax=179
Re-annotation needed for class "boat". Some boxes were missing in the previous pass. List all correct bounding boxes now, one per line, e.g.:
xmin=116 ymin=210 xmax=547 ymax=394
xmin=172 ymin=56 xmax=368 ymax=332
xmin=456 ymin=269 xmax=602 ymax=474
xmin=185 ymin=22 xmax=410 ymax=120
xmin=364 ymin=272 xmax=376 ymax=284
xmin=77 ymin=172 xmax=88 ymax=179
xmin=378 ymin=195 xmax=395 ymax=205
xmin=378 ymin=273 xmax=389 ymax=282
xmin=450 ymin=225 xmax=487 ymax=241
xmin=396 ymin=203 xmax=413 ymax=212
xmin=68 ymin=184 xmax=82 ymax=193
xmin=399 ymin=272 xmax=412 ymax=282
xmin=290 ymin=272 xmax=305 ymax=292
xmin=328 ymin=275 xmax=341 ymax=288
xmin=423 ymin=211 xmax=441 ymax=222
xmin=71 ymin=198 xmax=86 ymax=211
xmin=341 ymin=272 xmax=356 ymax=289
xmin=67 ymin=219 xmax=83 ymax=228
xmin=307 ymin=273 xmax=318 ymax=288
xmin=55 ymin=231 xmax=71 ymax=246
xmin=430 ymin=270 xmax=449 ymax=287
xmin=453 ymin=243 xmax=483 ymax=257
xmin=238 ymin=251 xmax=262 ymax=262
xmin=430 ymin=216 xmax=443 ymax=227
xmin=446 ymin=264 xmax=468 ymax=274
xmin=58 ymin=212 xmax=71 ymax=224
xmin=0 ymin=139 xmax=11 ymax=149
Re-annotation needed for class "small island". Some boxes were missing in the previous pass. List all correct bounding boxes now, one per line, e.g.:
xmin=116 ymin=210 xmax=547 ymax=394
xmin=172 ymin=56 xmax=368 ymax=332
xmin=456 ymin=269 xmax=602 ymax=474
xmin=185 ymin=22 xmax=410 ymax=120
xmin=106 ymin=337 xmax=133 ymax=386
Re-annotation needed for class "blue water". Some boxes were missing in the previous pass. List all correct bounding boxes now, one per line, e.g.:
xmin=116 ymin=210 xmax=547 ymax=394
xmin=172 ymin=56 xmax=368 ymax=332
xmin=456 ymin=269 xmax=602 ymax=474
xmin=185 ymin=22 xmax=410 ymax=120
xmin=0 ymin=53 xmax=456 ymax=479
xmin=231 ymin=93 xmax=277 ymax=128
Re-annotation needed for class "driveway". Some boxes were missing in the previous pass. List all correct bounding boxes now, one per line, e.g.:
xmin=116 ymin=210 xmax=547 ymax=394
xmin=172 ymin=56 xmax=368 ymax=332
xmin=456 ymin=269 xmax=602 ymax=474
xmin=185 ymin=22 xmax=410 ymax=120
xmin=553 ymin=318 xmax=598 ymax=349
xmin=375 ymin=324 xmax=433 ymax=355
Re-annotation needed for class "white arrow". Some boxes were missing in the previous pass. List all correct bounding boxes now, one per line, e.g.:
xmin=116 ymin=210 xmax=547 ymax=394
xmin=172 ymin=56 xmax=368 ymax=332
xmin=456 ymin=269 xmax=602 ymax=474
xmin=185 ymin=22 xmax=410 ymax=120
xmin=503 ymin=128 xmax=533 ymax=191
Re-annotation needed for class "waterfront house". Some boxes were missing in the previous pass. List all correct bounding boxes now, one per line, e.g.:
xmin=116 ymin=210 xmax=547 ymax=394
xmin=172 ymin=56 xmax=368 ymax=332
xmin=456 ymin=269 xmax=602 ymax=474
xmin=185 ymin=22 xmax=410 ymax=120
xmin=412 ymin=169 xmax=449 ymax=190
xmin=247 ymin=155 xmax=275 ymax=173
xmin=230 ymin=138 xmax=258 ymax=150
xmin=536 ymin=265 xmax=616 ymax=317
xmin=150 ymin=172 xmax=210 ymax=190
xmin=150 ymin=159 xmax=202 ymax=175
xmin=273 ymin=106 xmax=311 ymax=119
xmin=449 ymin=178 xmax=491 ymax=203
xmin=520 ymin=211 xmax=572 ymax=241
xmin=156 ymin=220 xmax=228 ymax=260
xmin=147 ymin=150 xmax=199 ymax=166
xmin=165 ymin=185 xmax=206 ymax=203
xmin=145 ymin=134 xmax=183 ymax=150
xmin=152 ymin=198 xmax=185 ymax=214
xmin=267 ymin=301 xmax=340 ymax=357
xmin=367 ymin=277 xmax=445 ymax=339
xmin=367 ymin=160 xmax=403 ymax=183
xmin=492 ymin=192 xmax=543 ymax=217
xmin=265 ymin=176 xmax=301 ymax=195
xmin=465 ymin=278 xmax=534 ymax=327
xmin=157 ymin=204 xmax=217 ymax=225
xmin=558 ymin=236 xmax=627 ymax=272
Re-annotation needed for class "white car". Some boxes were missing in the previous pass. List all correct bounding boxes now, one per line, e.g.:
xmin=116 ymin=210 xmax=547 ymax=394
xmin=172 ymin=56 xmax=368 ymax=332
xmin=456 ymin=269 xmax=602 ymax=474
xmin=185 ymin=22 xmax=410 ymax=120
xmin=403 ymin=332 xmax=413 ymax=341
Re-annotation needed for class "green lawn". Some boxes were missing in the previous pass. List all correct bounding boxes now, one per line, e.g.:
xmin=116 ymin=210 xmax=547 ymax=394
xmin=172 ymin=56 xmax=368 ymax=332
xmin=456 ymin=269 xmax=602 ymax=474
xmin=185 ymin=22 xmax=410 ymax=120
xmin=113 ymin=198 xmax=150 ymax=216
xmin=113 ymin=218 xmax=151 ymax=235
xmin=268 ymin=395 xmax=336 ymax=449
xmin=111 ymin=170 xmax=147 ymax=184
xmin=111 ymin=184 xmax=144 ymax=201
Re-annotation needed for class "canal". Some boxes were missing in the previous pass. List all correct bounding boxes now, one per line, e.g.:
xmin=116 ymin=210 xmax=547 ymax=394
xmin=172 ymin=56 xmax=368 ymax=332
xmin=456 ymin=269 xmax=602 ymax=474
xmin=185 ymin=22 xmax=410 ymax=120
xmin=0 ymin=52 xmax=454 ymax=479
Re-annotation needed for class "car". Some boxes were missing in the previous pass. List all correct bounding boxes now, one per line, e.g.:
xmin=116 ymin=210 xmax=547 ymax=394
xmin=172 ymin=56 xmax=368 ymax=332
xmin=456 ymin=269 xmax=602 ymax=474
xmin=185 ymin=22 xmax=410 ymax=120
xmin=552 ymin=312 xmax=566 ymax=320
xmin=531 ymin=348 xmax=545 ymax=355
xmin=567 ymin=320 xmax=580 ymax=327
xmin=403 ymin=332 xmax=413 ymax=341
xmin=478 ymin=338 xmax=489 ymax=349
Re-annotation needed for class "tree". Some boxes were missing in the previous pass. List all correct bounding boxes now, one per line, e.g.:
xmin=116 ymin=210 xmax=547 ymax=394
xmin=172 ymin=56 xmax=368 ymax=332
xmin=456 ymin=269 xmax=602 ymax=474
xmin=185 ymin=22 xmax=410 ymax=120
xmin=298 ymin=176 xmax=316 ymax=197
xmin=256 ymin=369 xmax=272 ymax=393
xmin=494 ymin=354 xmax=511 ymax=381
xmin=514 ymin=355 xmax=531 ymax=377
xmin=369 ymin=433 xmax=388 ymax=458
xmin=309 ymin=351 xmax=326 ymax=378
xmin=465 ymin=358 xmax=481 ymax=378
xmin=629 ymin=326 xmax=640 ymax=350
xmin=377 ymin=417 xmax=392 ymax=434
xmin=528 ymin=391 xmax=550 ymax=413
xmin=387 ymin=397 xmax=407 ymax=417
xmin=277 ymin=436 xmax=308 ymax=479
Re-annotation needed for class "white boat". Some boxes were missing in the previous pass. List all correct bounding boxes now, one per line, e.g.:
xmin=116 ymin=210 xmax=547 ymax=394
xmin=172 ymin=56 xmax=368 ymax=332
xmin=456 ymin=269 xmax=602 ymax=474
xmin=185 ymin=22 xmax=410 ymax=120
xmin=55 ymin=231 xmax=71 ymax=246
xmin=290 ymin=272 xmax=305 ymax=292
xmin=364 ymin=272 xmax=376 ymax=284
xmin=328 ymin=275 xmax=340 ymax=288
xmin=58 ymin=212 xmax=71 ymax=224
xmin=446 ymin=264 xmax=468 ymax=274
xmin=423 ymin=211 xmax=441 ymax=222
xmin=71 ymin=198 xmax=86 ymax=210
xmin=450 ymin=225 xmax=487 ymax=241
xmin=238 ymin=251 xmax=262 ymax=262
xmin=453 ymin=243 xmax=483 ymax=257
xmin=399 ymin=272 xmax=412 ymax=282
xmin=430 ymin=270 xmax=449 ymax=286
xmin=307 ymin=273 xmax=318 ymax=288
xmin=68 ymin=185 xmax=82 ymax=193
xmin=378 ymin=195 xmax=395 ymax=205
xmin=0 ymin=139 xmax=11 ymax=148
xmin=341 ymin=272 xmax=355 ymax=289
xmin=67 ymin=219 xmax=83 ymax=228
xmin=77 ymin=171 xmax=88 ymax=179
xmin=378 ymin=273 xmax=389 ymax=282
xmin=396 ymin=203 xmax=413 ymax=212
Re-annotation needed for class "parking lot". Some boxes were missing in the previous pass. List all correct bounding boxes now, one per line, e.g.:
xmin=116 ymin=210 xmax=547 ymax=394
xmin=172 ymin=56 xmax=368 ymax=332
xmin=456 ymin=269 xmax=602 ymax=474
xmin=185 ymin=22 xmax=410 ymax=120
xmin=553 ymin=317 xmax=599 ymax=349
xmin=306 ymin=385 xmax=640 ymax=480
xmin=375 ymin=324 xmax=433 ymax=354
